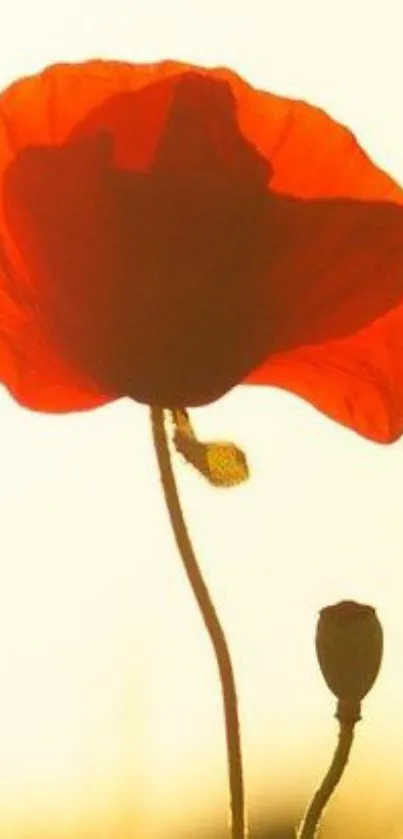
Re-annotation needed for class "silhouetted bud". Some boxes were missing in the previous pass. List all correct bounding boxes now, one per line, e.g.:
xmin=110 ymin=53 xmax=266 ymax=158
xmin=316 ymin=601 xmax=383 ymax=722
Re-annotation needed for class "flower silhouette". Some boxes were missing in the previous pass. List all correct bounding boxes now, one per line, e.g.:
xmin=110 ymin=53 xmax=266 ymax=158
xmin=1 ymin=59 xmax=403 ymax=440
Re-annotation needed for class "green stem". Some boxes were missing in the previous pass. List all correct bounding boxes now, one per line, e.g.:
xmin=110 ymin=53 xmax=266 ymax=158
xmin=297 ymin=719 xmax=355 ymax=839
xmin=150 ymin=405 xmax=246 ymax=839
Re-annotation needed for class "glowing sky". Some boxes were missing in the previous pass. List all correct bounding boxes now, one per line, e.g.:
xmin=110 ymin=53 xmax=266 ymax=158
xmin=0 ymin=1 xmax=402 ymax=837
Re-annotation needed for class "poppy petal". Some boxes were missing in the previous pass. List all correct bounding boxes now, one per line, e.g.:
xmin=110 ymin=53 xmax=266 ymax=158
xmin=214 ymin=69 xmax=403 ymax=441
xmin=0 ymin=59 xmax=403 ymax=440
xmin=2 ymin=63 xmax=271 ymax=408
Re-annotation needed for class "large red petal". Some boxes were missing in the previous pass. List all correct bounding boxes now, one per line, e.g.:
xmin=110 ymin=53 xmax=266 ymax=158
xmin=2 ymin=64 xmax=272 ymax=408
xmin=0 ymin=61 xmax=189 ymax=411
xmin=230 ymin=86 xmax=403 ymax=441
xmin=1 ymin=59 xmax=403 ymax=440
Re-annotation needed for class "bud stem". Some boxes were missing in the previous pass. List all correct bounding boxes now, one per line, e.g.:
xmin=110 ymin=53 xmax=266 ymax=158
xmin=297 ymin=717 xmax=356 ymax=839
xmin=150 ymin=405 xmax=246 ymax=839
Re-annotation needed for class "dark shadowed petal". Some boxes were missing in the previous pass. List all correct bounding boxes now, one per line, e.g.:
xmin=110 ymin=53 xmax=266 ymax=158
xmin=3 ymin=68 xmax=271 ymax=407
xmin=244 ymin=192 xmax=403 ymax=442
xmin=229 ymin=75 xmax=403 ymax=442
xmin=1 ymin=59 xmax=403 ymax=439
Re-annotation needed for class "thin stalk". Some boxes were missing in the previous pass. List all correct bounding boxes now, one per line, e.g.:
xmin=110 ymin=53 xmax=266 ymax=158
xmin=150 ymin=405 xmax=246 ymax=839
xmin=297 ymin=719 xmax=355 ymax=839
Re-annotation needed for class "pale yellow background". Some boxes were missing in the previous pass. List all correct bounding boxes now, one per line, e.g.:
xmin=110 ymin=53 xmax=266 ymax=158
xmin=0 ymin=1 xmax=402 ymax=837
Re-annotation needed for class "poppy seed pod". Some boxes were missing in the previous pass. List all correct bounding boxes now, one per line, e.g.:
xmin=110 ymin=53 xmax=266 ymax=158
xmin=316 ymin=601 xmax=383 ymax=720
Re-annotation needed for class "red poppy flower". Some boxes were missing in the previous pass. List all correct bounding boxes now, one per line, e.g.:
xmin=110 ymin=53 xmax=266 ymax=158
xmin=1 ymin=59 xmax=403 ymax=441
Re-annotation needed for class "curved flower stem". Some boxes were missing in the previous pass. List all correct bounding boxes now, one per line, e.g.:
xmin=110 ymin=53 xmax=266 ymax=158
xmin=297 ymin=719 xmax=356 ymax=839
xmin=150 ymin=405 xmax=246 ymax=839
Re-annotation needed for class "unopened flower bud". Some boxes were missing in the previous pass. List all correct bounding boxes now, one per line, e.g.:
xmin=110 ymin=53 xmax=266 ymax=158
xmin=316 ymin=601 xmax=383 ymax=721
